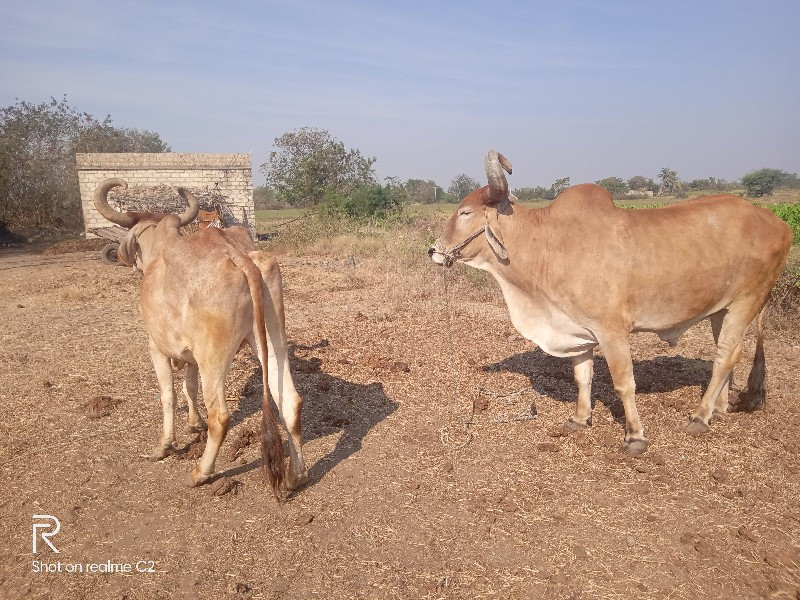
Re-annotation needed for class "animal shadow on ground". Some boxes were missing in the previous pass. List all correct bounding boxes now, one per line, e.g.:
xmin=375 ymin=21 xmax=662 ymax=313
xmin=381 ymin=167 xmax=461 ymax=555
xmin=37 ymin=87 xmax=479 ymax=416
xmin=483 ymin=348 xmax=714 ymax=423
xmin=219 ymin=339 xmax=398 ymax=492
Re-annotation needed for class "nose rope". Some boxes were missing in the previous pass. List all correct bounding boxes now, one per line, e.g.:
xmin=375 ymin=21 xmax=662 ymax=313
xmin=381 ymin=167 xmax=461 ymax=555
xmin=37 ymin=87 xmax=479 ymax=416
xmin=429 ymin=226 xmax=485 ymax=267
xmin=430 ymin=195 xmax=513 ymax=266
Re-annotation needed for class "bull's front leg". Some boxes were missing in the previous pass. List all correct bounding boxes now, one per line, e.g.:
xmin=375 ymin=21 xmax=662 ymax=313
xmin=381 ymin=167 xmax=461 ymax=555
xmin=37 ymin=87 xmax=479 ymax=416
xmin=563 ymin=349 xmax=595 ymax=434
xmin=148 ymin=339 xmax=179 ymax=461
xmin=599 ymin=335 xmax=649 ymax=456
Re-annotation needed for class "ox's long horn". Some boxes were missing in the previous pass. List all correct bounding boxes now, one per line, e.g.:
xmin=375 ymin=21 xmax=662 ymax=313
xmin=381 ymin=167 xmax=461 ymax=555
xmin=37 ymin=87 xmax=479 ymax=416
xmin=485 ymin=150 xmax=512 ymax=204
xmin=93 ymin=178 xmax=135 ymax=227
xmin=175 ymin=187 xmax=200 ymax=226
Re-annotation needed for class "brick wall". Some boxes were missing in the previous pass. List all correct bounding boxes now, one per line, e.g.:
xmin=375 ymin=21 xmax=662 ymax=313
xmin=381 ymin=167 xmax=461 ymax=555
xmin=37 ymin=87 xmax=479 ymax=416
xmin=76 ymin=153 xmax=254 ymax=237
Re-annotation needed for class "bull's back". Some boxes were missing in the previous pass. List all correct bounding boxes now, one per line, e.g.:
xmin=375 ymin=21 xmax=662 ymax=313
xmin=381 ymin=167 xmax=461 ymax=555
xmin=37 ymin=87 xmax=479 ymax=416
xmin=141 ymin=234 xmax=256 ymax=359
xmin=548 ymin=194 xmax=790 ymax=331
xmin=624 ymin=196 xmax=790 ymax=278
xmin=620 ymin=196 xmax=791 ymax=326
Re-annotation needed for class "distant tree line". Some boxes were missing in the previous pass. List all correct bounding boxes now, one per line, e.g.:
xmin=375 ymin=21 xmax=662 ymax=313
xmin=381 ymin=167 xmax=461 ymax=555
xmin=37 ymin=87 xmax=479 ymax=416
xmin=253 ymin=135 xmax=800 ymax=217
xmin=0 ymin=96 xmax=169 ymax=233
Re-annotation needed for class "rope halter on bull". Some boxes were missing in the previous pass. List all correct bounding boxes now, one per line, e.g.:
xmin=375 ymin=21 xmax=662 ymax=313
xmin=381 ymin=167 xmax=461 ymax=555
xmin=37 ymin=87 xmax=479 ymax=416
xmin=429 ymin=227 xmax=486 ymax=268
xmin=428 ymin=151 xmax=516 ymax=268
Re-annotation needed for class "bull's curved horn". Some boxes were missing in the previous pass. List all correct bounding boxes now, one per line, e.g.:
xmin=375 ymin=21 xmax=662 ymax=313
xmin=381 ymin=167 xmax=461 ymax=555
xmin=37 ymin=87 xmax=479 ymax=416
xmin=485 ymin=150 xmax=512 ymax=204
xmin=93 ymin=178 xmax=135 ymax=227
xmin=175 ymin=187 xmax=200 ymax=226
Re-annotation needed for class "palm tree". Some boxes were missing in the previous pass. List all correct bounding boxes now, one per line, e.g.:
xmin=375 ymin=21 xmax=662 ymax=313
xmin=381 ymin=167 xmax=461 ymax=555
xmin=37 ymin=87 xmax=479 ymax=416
xmin=658 ymin=168 xmax=679 ymax=196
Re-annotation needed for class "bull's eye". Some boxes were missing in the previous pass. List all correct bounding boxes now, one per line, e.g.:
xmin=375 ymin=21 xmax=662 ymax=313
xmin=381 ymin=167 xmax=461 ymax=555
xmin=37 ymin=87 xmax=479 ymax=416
xmin=458 ymin=209 xmax=472 ymax=217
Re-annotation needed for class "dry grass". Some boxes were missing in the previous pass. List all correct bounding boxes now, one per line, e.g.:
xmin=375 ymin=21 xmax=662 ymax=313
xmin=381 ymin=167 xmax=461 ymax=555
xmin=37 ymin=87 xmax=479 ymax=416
xmin=258 ymin=212 xmax=435 ymax=259
xmin=42 ymin=238 xmax=107 ymax=255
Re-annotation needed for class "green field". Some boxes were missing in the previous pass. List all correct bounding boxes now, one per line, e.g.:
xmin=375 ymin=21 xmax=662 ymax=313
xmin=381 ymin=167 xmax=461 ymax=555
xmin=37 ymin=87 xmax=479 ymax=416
xmin=256 ymin=188 xmax=800 ymax=231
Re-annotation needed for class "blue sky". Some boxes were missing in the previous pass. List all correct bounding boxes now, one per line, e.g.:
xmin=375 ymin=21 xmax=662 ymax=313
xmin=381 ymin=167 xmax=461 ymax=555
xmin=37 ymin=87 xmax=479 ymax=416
xmin=1 ymin=1 xmax=798 ymax=188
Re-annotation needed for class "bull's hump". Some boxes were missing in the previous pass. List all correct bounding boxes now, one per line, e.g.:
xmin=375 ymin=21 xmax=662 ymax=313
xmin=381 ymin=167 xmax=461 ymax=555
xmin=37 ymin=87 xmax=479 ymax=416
xmin=550 ymin=184 xmax=616 ymax=214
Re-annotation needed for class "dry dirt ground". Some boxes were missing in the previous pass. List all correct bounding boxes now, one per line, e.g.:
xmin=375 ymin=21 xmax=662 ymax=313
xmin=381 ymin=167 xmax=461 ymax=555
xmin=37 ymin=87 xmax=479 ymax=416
xmin=1 ymin=244 xmax=799 ymax=599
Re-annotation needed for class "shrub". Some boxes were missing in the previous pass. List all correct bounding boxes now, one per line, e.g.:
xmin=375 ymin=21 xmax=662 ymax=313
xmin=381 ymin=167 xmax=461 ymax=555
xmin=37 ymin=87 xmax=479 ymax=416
xmin=319 ymin=184 xmax=402 ymax=221
xmin=766 ymin=203 xmax=800 ymax=244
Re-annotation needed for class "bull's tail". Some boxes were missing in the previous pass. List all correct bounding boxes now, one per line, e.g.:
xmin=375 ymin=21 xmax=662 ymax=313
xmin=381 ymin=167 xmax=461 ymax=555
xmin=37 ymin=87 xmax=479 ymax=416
xmin=226 ymin=248 xmax=285 ymax=498
xmin=732 ymin=303 xmax=768 ymax=412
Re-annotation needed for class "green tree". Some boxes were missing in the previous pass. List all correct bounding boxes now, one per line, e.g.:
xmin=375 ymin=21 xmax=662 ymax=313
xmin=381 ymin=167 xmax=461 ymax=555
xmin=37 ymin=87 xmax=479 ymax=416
xmin=776 ymin=171 xmax=800 ymax=189
xmin=658 ymin=168 xmax=679 ymax=196
xmin=741 ymin=168 xmax=800 ymax=197
xmin=383 ymin=176 xmax=410 ymax=206
xmin=688 ymin=178 xmax=712 ymax=190
xmin=596 ymin=176 xmax=629 ymax=197
xmin=627 ymin=176 xmax=655 ymax=192
xmin=549 ymin=177 xmax=570 ymax=199
xmin=0 ymin=96 xmax=169 ymax=231
xmin=261 ymin=127 xmax=376 ymax=207
xmin=405 ymin=179 xmax=442 ymax=204
xmin=253 ymin=186 xmax=286 ymax=210
xmin=447 ymin=174 xmax=481 ymax=203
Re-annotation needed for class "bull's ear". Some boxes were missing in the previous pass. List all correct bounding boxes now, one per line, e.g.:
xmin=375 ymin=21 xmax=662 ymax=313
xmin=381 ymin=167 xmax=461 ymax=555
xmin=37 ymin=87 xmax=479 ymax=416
xmin=485 ymin=223 xmax=507 ymax=259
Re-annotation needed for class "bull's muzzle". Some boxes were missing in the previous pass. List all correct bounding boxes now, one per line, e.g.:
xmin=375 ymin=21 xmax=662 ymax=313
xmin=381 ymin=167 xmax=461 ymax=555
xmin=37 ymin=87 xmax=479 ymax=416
xmin=429 ymin=226 xmax=486 ymax=268
xmin=428 ymin=245 xmax=454 ymax=267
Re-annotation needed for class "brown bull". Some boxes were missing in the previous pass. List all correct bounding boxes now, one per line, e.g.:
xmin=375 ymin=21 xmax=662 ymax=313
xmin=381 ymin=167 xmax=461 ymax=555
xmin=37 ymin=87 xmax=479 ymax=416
xmin=94 ymin=178 xmax=307 ymax=495
xmin=429 ymin=151 xmax=792 ymax=455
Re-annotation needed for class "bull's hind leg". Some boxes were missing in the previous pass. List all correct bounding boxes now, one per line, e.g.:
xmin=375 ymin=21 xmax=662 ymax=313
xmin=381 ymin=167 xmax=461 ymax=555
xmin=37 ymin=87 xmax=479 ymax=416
xmin=188 ymin=362 xmax=232 ymax=487
xmin=250 ymin=251 xmax=308 ymax=490
xmin=709 ymin=310 xmax=732 ymax=417
xmin=684 ymin=305 xmax=754 ymax=436
xmin=563 ymin=349 xmax=595 ymax=433
xmin=148 ymin=339 xmax=179 ymax=461
xmin=182 ymin=364 xmax=207 ymax=433
xmin=265 ymin=340 xmax=307 ymax=490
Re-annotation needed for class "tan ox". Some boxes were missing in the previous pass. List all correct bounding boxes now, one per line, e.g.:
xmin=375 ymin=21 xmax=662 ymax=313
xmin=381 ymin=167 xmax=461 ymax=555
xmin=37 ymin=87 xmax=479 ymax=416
xmin=94 ymin=178 xmax=307 ymax=495
xmin=429 ymin=151 xmax=792 ymax=455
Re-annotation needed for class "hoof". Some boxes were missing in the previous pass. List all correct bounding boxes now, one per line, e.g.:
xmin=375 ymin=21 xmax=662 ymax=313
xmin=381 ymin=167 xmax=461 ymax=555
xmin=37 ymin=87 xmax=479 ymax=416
xmin=562 ymin=416 xmax=591 ymax=435
xmin=624 ymin=438 xmax=650 ymax=456
xmin=186 ymin=468 xmax=212 ymax=488
xmin=710 ymin=410 xmax=727 ymax=423
xmin=287 ymin=470 xmax=309 ymax=491
xmin=149 ymin=442 xmax=177 ymax=462
xmin=187 ymin=420 xmax=208 ymax=434
xmin=683 ymin=416 xmax=710 ymax=437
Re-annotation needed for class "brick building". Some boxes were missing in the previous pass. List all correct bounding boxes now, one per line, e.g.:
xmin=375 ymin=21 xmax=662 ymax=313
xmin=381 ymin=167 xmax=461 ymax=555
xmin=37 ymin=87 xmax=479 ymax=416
xmin=76 ymin=153 xmax=254 ymax=237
